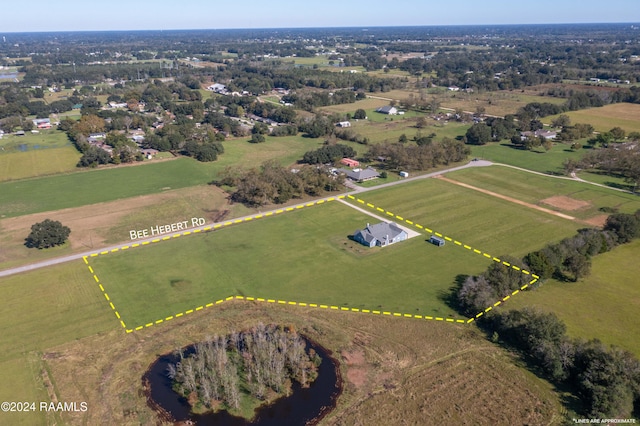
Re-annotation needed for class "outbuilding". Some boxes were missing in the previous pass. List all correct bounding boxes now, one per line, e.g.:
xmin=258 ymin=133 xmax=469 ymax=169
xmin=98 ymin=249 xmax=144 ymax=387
xmin=428 ymin=236 xmax=445 ymax=247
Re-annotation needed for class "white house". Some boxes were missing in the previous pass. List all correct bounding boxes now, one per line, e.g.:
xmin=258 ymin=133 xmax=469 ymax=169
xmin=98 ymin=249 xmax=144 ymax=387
xmin=376 ymin=105 xmax=398 ymax=115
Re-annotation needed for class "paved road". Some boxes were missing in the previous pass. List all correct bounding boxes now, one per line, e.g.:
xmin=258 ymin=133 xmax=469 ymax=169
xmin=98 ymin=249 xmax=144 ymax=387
xmin=0 ymin=160 xmax=492 ymax=278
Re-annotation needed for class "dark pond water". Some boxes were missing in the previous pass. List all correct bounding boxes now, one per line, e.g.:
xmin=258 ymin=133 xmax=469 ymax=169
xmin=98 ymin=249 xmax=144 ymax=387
xmin=143 ymin=337 xmax=342 ymax=425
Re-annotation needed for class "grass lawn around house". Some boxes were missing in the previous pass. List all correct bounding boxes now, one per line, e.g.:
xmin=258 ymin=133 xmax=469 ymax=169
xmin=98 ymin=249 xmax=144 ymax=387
xmin=87 ymin=201 xmax=488 ymax=328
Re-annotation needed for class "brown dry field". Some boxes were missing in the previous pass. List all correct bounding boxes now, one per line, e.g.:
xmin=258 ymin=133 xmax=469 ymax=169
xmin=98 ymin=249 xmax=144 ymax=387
xmin=43 ymin=302 xmax=563 ymax=425
xmin=0 ymin=185 xmax=237 ymax=270
xmin=541 ymin=195 xmax=591 ymax=211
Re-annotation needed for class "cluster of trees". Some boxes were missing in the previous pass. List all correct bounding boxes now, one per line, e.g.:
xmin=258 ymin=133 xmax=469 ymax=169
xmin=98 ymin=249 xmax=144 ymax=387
xmin=572 ymin=144 xmax=640 ymax=191
xmin=25 ymin=219 xmax=71 ymax=249
xmin=216 ymin=160 xmax=345 ymax=206
xmin=364 ymin=138 xmax=470 ymax=171
xmin=334 ymin=128 xmax=369 ymax=145
xmin=285 ymin=89 xmax=361 ymax=111
xmin=485 ymin=308 xmax=640 ymax=419
xmin=459 ymin=211 xmax=640 ymax=316
xmin=588 ymin=127 xmax=637 ymax=147
xmin=169 ymin=324 xmax=319 ymax=411
xmin=301 ymin=144 xmax=356 ymax=164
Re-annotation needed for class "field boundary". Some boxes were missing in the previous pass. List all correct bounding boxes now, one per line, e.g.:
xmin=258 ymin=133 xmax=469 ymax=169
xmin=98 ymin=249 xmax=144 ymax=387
xmin=82 ymin=193 xmax=540 ymax=332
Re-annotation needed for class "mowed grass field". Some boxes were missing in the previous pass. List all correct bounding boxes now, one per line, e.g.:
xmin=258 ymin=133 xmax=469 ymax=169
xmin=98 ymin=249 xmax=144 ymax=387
xmin=0 ymin=262 xmax=114 ymax=425
xmin=0 ymin=131 xmax=80 ymax=181
xmin=544 ymin=103 xmax=640 ymax=133
xmin=445 ymin=165 xmax=640 ymax=219
xmin=508 ymin=239 xmax=640 ymax=358
xmin=88 ymin=201 xmax=491 ymax=328
xmin=0 ymin=147 xmax=80 ymax=182
xmin=351 ymin=178 xmax=581 ymax=258
xmin=0 ymin=135 xmax=330 ymax=218
xmin=469 ymin=141 xmax=585 ymax=175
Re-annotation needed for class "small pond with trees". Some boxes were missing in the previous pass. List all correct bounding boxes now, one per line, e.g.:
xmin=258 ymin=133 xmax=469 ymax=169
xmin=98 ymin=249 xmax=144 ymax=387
xmin=143 ymin=324 xmax=342 ymax=425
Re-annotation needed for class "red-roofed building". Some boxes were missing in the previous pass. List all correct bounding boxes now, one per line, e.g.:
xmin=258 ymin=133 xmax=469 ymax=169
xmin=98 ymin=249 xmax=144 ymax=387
xmin=340 ymin=158 xmax=360 ymax=168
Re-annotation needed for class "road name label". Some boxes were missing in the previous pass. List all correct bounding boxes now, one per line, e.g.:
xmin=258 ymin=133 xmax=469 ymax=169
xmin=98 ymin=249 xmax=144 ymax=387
xmin=129 ymin=217 xmax=205 ymax=240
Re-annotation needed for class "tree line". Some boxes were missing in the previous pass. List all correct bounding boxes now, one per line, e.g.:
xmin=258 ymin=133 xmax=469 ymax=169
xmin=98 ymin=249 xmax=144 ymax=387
xmin=363 ymin=138 xmax=470 ymax=171
xmin=453 ymin=210 xmax=640 ymax=418
xmin=169 ymin=324 xmax=319 ymax=412
xmin=216 ymin=160 xmax=345 ymax=207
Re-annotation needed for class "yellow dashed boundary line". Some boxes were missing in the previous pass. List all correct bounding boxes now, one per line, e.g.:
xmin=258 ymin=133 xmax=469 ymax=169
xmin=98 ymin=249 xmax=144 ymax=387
xmin=119 ymin=295 xmax=468 ymax=333
xmin=83 ymin=192 xmax=540 ymax=333
xmin=82 ymin=256 xmax=127 ymax=330
xmin=86 ymin=196 xmax=345 ymax=259
xmin=344 ymin=195 xmax=540 ymax=323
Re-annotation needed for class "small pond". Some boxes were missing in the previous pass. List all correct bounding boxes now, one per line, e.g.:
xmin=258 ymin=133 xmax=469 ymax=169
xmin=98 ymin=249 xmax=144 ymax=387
xmin=143 ymin=337 xmax=342 ymax=425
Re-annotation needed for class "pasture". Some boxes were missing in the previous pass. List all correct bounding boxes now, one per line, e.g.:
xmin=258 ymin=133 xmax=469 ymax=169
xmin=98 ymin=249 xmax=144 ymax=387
xmin=352 ymin=177 xmax=580 ymax=258
xmin=0 ymin=135 xmax=329 ymax=218
xmin=0 ymin=146 xmax=80 ymax=182
xmin=439 ymin=91 xmax=566 ymax=117
xmin=445 ymin=165 xmax=640 ymax=220
xmin=0 ymin=131 xmax=80 ymax=181
xmin=39 ymin=301 xmax=563 ymax=425
xmin=87 ymin=201 xmax=488 ymax=328
xmin=507 ymin=239 xmax=640 ymax=358
xmin=469 ymin=141 xmax=585 ymax=174
xmin=544 ymin=103 xmax=640 ymax=133
xmin=0 ymin=262 xmax=115 ymax=424
xmin=318 ymin=97 xmax=388 ymax=114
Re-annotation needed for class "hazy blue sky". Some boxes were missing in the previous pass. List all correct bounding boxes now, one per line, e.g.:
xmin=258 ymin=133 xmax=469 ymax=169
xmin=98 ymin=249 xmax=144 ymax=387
xmin=2 ymin=0 xmax=640 ymax=32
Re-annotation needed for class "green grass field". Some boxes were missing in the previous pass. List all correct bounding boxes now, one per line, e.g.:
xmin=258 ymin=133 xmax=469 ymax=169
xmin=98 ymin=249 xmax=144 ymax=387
xmin=0 ymin=135 xmax=329 ymax=218
xmin=0 ymin=146 xmax=80 ymax=182
xmin=351 ymin=178 xmax=581 ymax=258
xmin=87 ymin=174 xmax=585 ymax=329
xmin=348 ymin=117 xmax=469 ymax=145
xmin=507 ymin=239 xmax=640 ymax=357
xmin=0 ymin=262 xmax=115 ymax=425
xmin=88 ymin=201 xmax=491 ymax=327
xmin=446 ymin=166 xmax=640 ymax=219
xmin=470 ymin=141 xmax=585 ymax=174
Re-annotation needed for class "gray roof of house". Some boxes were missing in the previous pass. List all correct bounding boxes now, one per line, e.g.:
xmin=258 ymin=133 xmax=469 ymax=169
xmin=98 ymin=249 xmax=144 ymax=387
xmin=356 ymin=222 xmax=405 ymax=243
xmin=376 ymin=105 xmax=396 ymax=113
xmin=344 ymin=167 xmax=379 ymax=181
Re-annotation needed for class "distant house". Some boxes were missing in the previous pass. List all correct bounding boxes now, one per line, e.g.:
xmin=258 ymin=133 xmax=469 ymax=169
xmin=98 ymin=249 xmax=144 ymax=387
xmin=337 ymin=121 xmax=351 ymax=128
xmin=343 ymin=167 xmax=380 ymax=182
xmin=376 ymin=105 xmax=398 ymax=115
xmin=32 ymin=118 xmax=51 ymax=129
xmin=141 ymin=148 xmax=159 ymax=159
xmin=131 ymin=134 xmax=145 ymax=144
xmin=353 ymin=222 xmax=408 ymax=248
xmin=340 ymin=158 xmax=359 ymax=168
xmin=520 ymin=129 xmax=557 ymax=141
xmin=207 ymin=83 xmax=228 ymax=94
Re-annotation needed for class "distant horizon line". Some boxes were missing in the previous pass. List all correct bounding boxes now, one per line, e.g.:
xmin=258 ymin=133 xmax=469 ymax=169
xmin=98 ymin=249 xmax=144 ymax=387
xmin=2 ymin=22 xmax=639 ymax=35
